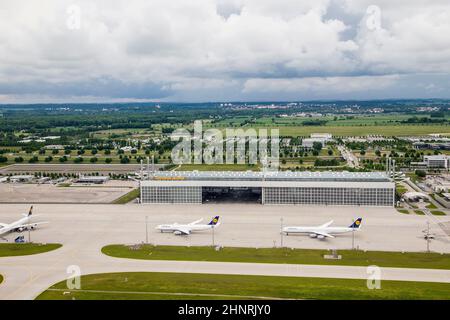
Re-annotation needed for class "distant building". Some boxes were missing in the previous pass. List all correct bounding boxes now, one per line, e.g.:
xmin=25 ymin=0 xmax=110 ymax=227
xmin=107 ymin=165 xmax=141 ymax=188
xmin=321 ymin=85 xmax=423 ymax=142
xmin=45 ymin=145 xmax=64 ymax=150
xmin=18 ymin=139 xmax=33 ymax=143
xmin=140 ymin=171 xmax=394 ymax=207
xmin=120 ymin=146 xmax=137 ymax=152
xmin=302 ymin=133 xmax=333 ymax=149
xmin=75 ymin=176 xmax=109 ymax=184
xmin=10 ymin=175 xmax=34 ymax=183
xmin=310 ymin=133 xmax=332 ymax=139
xmin=302 ymin=138 xmax=325 ymax=149
xmin=424 ymin=155 xmax=450 ymax=169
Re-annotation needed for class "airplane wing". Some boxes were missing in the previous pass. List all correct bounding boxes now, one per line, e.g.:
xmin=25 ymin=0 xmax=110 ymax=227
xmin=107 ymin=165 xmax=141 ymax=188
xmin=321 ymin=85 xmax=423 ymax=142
xmin=188 ymin=218 xmax=203 ymax=225
xmin=313 ymin=231 xmax=335 ymax=238
xmin=18 ymin=222 xmax=49 ymax=229
xmin=0 ymin=223 xmax=8 ymax=229
xmin=173 ymin=226 xmax=192 ymax=235
xmin=318 ymin=220 xmax=334 ymax=228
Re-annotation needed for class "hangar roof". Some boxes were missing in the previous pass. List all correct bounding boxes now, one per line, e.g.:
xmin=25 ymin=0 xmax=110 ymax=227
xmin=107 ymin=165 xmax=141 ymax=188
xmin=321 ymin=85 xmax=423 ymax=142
xmin=147 ymin=170 xmax=391 ymax=182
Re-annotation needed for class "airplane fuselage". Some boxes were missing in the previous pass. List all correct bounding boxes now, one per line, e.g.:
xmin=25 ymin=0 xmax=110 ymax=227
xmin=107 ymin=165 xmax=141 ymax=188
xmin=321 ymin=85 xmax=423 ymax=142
xmin=0 ymin=216 xmax=31 ymax=237
xmin=283 ymin=226 xmax=357 ymax=237
xmin=157 ymin=223 xmax=215 ymax=234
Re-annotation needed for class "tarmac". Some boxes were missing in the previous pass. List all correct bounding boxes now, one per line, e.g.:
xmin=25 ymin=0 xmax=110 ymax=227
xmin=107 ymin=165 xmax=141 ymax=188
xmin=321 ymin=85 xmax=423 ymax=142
xmin=0 ymin=182 xmax=137 ymax=204
xmin=0 ymin=203 xmax=449 ymax=299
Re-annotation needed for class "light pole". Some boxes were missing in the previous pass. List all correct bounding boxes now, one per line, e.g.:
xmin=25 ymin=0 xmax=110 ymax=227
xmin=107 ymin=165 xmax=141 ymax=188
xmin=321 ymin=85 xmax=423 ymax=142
xmin=145 ymin=215 xmax=148 ymax=244
xmin=351 ymin=218 xmax=355 ymax=250
xmin=280 ymin=217 xmax=284 ymax=248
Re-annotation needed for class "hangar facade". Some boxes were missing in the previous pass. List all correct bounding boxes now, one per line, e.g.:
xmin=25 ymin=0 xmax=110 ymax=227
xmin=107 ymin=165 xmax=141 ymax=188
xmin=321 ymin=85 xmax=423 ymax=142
xmin=140 ymin=171 xmax=395 ymax=207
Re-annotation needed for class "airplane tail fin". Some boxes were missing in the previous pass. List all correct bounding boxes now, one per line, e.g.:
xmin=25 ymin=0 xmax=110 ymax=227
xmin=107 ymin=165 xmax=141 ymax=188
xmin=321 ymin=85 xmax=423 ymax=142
xmin=23 ymin=206 xmax=33 ymax=217
xmin=349 ymin=218 xmax=362 ymax=229
xmin=208 ymin=216 xmax=220 ymax=225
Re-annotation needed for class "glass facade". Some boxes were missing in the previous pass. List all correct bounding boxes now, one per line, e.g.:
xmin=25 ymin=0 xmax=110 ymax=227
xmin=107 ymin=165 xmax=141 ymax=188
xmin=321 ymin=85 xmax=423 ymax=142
xmin=141 ymin=186 xmax=202 ymax=204
xmin=263 ymin=187 xmax=393 ymax=206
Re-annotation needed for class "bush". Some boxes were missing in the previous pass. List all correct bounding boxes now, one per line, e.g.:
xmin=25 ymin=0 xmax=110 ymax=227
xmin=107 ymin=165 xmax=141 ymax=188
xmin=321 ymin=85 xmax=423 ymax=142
xmin=74 ymin=157 xmax=84 ymax=163
xmin=415 ymin=170 xmax=427 ymax=178
xmin=45 ymin=156 xmax=53 ymax=162
xmin=59 ymin=156 xmax=67 ymax=163
xmin=0 ymin=156 xmax=7 ymax=163
xmin=14 ymin=157 xmax=24 ymax=163
xmin=105 ymin=158 xmax=112 ymax=163
xmin=90 ymin=157 xmax=98 ymax=163
xmin=28 ymin=156 xmax=39 ymax=163
xmin=120 ymin=156 xmax=130 ymax=164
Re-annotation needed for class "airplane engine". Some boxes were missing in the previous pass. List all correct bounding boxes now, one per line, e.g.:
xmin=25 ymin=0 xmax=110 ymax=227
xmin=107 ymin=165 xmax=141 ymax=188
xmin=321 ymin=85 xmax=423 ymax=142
xmin=309 ymin=234 xmax=317 ymax=238
xmin=17 ymin=227 xmax=25 ymax=232
xmin=317 ymin=235 xmax=325 ymax=240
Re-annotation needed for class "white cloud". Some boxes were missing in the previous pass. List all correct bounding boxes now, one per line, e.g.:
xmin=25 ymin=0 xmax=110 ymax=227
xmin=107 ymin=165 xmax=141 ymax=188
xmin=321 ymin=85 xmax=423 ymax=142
xmin=243 ymin=75 xmax=399 ymax=94
xmin=0 ymin=0 xmax=449 ymax=102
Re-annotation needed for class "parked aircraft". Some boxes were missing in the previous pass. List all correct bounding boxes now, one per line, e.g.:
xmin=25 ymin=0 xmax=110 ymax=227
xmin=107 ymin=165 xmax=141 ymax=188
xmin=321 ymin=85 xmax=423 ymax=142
xmin=283 ymin=218 xmax=362 ymax=239
xmin=0 ymin=206 xmax=49 ymax=241
xmin=156 ymin=216 xmax=220 ymax=235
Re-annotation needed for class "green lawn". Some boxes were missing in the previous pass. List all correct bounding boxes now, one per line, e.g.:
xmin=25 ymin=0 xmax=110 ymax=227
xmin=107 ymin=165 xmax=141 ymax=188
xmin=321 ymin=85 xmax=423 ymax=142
xmin=396 ymin=209 xmax=410 ymax=214
xmin=0 ymin=243 xmax=62 ymax=257
xmin=0 ymin=274 xmax=3 ymax=284
xmin=35 ymin=272 xmax=450 ymax=300
xmin=112 ymin=188 xmax=140 ymax=204
xmin=431 ymin=210 xmax=447 ymax=216
xmin=426 ymin=203 xmax=438 ymax=209
xmin=102 ymin=245 xmax=450 ymax=270
xmin=414 ymin=210 xmax=425 ymax=215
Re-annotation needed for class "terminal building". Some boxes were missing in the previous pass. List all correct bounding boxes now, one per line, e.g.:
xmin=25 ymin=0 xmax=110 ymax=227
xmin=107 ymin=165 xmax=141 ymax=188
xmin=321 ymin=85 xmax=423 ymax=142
xmin=140 ymin=171 xmax=395 ymax=207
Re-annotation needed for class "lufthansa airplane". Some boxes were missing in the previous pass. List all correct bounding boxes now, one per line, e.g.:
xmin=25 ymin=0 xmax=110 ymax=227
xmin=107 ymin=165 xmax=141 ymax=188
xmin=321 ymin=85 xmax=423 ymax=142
xmin=282 ymin=218 xmax=362 ymax=239
xmin=156 ymin=216 xmax=220 ymax=235
xmin=0 ymin=206 xmax=49 ymax=240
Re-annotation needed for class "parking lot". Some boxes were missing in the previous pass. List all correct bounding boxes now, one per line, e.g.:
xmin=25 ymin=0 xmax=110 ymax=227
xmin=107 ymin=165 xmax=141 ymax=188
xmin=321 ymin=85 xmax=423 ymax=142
xmin=0 ymin=182 xmax=137 ymax=204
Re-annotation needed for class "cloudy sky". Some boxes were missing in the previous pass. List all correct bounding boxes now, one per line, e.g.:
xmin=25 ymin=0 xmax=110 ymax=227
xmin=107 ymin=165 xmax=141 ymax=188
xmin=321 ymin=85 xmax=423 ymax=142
xmin=0 ymin=0 xmax=449 ymax=103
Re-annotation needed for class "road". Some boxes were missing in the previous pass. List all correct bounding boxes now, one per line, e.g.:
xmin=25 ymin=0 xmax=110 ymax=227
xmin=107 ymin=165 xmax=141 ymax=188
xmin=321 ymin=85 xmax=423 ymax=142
xmin=0 ymin=203 xmax=449 ymax=299
xmin=337 ymin=145 xmax=360 ymax=168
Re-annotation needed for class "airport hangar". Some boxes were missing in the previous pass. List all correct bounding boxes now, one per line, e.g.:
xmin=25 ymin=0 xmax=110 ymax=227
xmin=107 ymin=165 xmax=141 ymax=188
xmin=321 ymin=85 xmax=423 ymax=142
xmin=140 ymin=171 xmax=395 ymax=206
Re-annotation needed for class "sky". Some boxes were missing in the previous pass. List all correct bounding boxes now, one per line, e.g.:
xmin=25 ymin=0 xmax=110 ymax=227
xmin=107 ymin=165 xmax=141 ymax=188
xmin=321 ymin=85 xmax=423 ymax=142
xmin=0 ymin=0 xmax=449 ymax=103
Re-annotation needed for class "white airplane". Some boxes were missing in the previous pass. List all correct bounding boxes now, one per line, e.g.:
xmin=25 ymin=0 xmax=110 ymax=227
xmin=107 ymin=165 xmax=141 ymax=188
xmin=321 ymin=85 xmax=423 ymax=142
xmin=156 ymin=216 xmax=220 ymax=235
xmin=283 ymin=218 xmax=362 ymax=240
xmin=0 ymin=206 xmax=49 ymax=241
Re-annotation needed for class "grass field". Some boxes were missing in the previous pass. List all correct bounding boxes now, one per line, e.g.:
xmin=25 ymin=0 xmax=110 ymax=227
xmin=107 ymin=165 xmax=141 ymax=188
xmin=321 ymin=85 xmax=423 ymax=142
xmin=431 ymin=210 xmax=447 ymax=216
xmin=112 ymin=188 xmax=140 ymax=204
xmin=275 ymin=125 xmax=450 ymax=137
xmin=0 ymin=243 xmax=62 ymax=257
xmin=0 ymin=274 xmax=3 ymax=284
xmin=35 ymin=272 xmax=450 ymax=300
xmin=102 ymin=245 xmax=450 ymax=270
